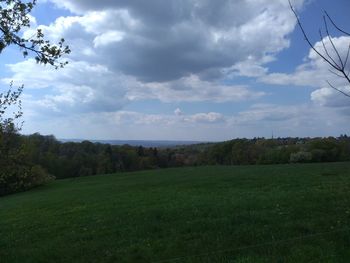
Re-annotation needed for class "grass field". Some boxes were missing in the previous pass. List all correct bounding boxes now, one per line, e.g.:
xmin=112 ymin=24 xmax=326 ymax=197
xmin=1 ymin=163 xmax=350 ymax=262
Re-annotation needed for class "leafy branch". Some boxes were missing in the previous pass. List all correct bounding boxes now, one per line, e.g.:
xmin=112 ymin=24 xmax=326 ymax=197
xmin=0 ymin=0 xmax=71 ymax=69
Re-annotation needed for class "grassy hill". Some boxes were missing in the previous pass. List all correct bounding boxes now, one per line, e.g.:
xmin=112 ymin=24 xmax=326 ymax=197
xmin=1 ymin=163 xmax=350 ymax=262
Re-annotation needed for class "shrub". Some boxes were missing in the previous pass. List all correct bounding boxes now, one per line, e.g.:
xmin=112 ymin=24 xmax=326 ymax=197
xmin=0 ymin=164 xmax=54 ymax=196
xmin=290 ymin=151 xmax=312 ymax=163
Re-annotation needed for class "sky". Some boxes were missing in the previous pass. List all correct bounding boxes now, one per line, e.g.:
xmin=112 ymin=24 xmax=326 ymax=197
xmin=1 ymin=0 xmax=350 ymax=141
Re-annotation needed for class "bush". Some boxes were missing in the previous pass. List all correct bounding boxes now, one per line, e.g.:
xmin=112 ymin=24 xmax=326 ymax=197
xmin=290 ymin=151 xmax=312 ymax=163
xmin=0 ymin=164 xmax=54 ymax=196
xmin=30 ymin=165 xmax=55 ymax=185
xmin=311 ymin=149 xmax=327 ymax=162
xmin=78 ymin=166 xmax=93 ymax=177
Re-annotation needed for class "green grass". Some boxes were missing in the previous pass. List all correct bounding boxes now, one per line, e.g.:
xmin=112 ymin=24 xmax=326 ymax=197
xmin=1 ymin=163 xmax=350 ymax=262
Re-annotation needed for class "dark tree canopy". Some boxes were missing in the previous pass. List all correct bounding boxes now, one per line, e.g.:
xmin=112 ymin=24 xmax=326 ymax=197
xmin=0 ymin=0 xmax=70 ymax=68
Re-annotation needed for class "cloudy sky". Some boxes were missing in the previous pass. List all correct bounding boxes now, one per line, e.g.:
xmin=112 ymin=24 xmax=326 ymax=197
xmin=1 ymin=0 xmax=350 ymax=141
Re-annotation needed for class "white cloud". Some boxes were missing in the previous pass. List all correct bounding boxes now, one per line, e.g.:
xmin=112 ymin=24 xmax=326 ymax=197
xmin=311 ymin=86 xmax=350 ymax=108
xmin=227 ymin=103 xmax=350 ymax=138
xmin=25 ymin=0 xmax=305 ymax=82
xmin=3 ymin=60 xmax=264 ymax=114
xmin=174 ymin=108 xmax=183 ymax=116
xmin=93 ymin=30 xmax=125 ymax=48
xmin=259 ymin=36 xmax=350 ymax=110
xmin=3 ymin=59 xmax=127 ymax=113
xmin=11 ymin=0 xmax=347 ymax=141
xmin=184 ymin=112 xmax=225 ymax=123
xmin=126 ymin=75 xmax=265 ymax=103
xmin=260 ymin=36 xmax=350 ymax=87
xmin=5 ymin=0 xmax=292 ymax=116
xmin=20 ymin=103 xmax=350 ymax=141
xmin=21 ymin=110 xmax=230 ymax=140
xmin=228 ymin=56 xmax=272 ymax=78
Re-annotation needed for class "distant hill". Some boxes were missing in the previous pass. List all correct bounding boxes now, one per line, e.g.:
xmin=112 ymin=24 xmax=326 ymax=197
xmin=59 ymin=139 xmax=204 ymax=147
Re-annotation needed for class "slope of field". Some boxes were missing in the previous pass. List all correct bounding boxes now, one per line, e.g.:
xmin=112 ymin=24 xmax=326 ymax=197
xmin=1 ymin=163 xmax=350 ymax=262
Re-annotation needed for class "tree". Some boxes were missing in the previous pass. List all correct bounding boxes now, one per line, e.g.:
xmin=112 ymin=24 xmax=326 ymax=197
xmin=0 ymin=85 xmax=55 ymax=196
xmin=289 ymin=0 xmax=350 ymax=97
xmin=1 ymin=0 xmax=70 ymax=129
xmin=0 ymin=81 xmax=23 ymax=131
xmin=0 ymin=0 xmax=70 ymax=195
xmin=0 ymin=0 xmax=70 ymax=68
xmin=0 ymin=0 xmax=70 ymax=128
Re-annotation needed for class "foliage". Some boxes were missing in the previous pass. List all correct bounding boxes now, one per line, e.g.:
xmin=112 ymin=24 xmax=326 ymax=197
xmin=289 ymin=151 xmax=312 ymax=163
xmin=0 ymin=0 xmax=69 ymax=195
xmin=4 ymin=131 xmax=349 ymax=195
xmin=198 ymin=136 xmax=350 ymax=166
xmin=0 ymin=82 xmax=23 ymax=129
xmin=1 ymin=163 xmax=350 ymax=262
xmin=0 ymin=0 xmax=70 ymax=68
xmin=0 ymin=84 xmax=53 ymax=196
xmin=3 ymin=133 xmax=348 ymax=182
xmin=0 ymin=163 xmax=54 ymax=196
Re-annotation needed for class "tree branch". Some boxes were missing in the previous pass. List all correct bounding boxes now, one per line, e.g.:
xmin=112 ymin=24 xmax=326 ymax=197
xmin=290 ymin=0 xmax=350 ymax=98
xmin=325 ymin=11 xmax=350 ymax=36
xmin=289 ymin=0 xmax=341 ymax=72
xmin=319 ymin=29 xmax=341 ymax=69
xmin=323 ymin=15 xmax=344 ymax=69
xmin=344 ymin=44 xmax=350 ymax=70
xmin=328 ymin=69 xmax=346 ymax=79
xmin=326 ymin=81 xmax=350 ymax=97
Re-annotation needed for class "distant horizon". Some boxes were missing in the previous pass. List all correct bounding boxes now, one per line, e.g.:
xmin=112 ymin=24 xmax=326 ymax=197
xmin=44 ymin=134 xmax=350 ymax=143
xmin=21 ymin=133 xmax=349 ymax=147
xmin=59 ymin=134 xmax=349 ymax=142
xmin=59 ymin=138 xmax=207 ymax=142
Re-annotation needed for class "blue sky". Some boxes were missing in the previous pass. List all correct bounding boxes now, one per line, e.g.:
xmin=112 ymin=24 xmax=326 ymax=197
xmin=1 ymin=0 xmax=350 ymax=141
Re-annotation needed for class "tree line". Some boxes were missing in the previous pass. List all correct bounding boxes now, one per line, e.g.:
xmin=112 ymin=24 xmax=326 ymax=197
xmin=199 ymin=136 xmax=350 ymax=165
xmin=2 ymin=132 xmax=350 ymax=196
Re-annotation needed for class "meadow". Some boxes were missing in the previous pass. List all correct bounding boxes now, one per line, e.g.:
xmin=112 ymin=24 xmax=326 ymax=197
xmin=1 ymin=162 xmax=350 ymax=262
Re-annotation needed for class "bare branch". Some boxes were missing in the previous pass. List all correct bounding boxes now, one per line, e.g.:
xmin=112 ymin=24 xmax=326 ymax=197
xmin=290 ymin=0 xmax=350 ymax=99
xmin=328 ymin=69 xmax=346 ymax=79
xmin=289 ymin=0 xmax=340 ymax=72
xmin=344 ymin=44 xmax=350 ymax=70
xmin=323 ymin=15 xmax=344 ymax=69
xmin=342 ymin=69 xmax=350 ymax=84
xmin=325 ymin=11 xmax=350 ymax=36
xmin=326 ymin=81 xmax=350 ymax=97
xmin=319 ymin=29 xmax=341 ymax=69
